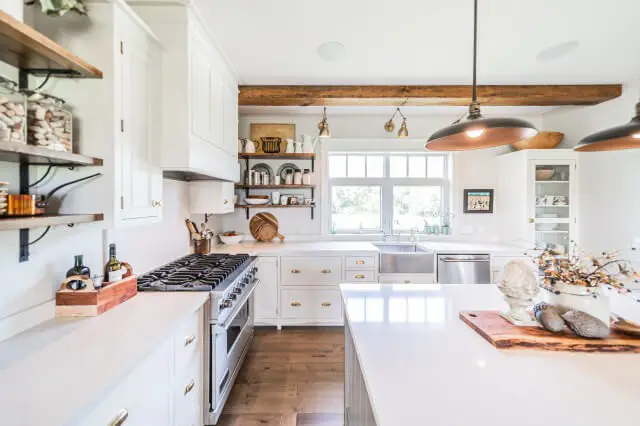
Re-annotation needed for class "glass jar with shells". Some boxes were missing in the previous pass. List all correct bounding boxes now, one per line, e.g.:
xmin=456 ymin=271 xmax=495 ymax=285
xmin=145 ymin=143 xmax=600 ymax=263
xmin=0 ymin=76 xmax=27 ymax=144
xmin=25 ymin=90 xmax=73 ymax=152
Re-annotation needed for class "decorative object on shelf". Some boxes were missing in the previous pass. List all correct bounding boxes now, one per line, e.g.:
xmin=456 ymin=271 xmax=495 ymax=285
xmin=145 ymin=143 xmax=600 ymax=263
xmin=497 ymin=259 xmax=540 ymax=326
xmin=294 ymin=139 xmax=303 ymax=153
xmin=4 ymin=193 xmax=44 ymax=216
xmin=284 ymin=138 xmax=295 ymax=153
xmin=271 ymin=191 xmax=280 ymax=204
xmin=318 ymin=107 xmax=331 ymax=138
xmin=25 ymin=90 xmax=73 ymax=152
xmin=251 ymin=163 xmax=274 ymax=180
xmin=244 ymin=196 xmax=270 ymax=205
xmin=537 ymin=246 xmax=640 ymax=326
xmin=532 ymin=303 xmax=566 ymax=332
xmin=289 ymin=195 xmax=299 ymax=205
xmin=0 ymin=181 xmax=8 ymax=215
xmin=575 ymin=100 xmax=640 ymax=152
xmin=274 ymin=175 xmax=281 ymax=185
xmin=0 ymin=76 xmax=26 ymax=144
xmin=280 ymin=194 xmax=288 ymax=205
xmin=301 ymin=134 xmax=319 ymax=153
xmin=512 ymin=131 xmax=564 ymax=150
xmin=249 ymin=212 xmax=285 ymax=242
xmin=293 ymin=169 xmax=303 ymax=185
xmin=303 ymin=198 xmax=313 ymax=206
xmin=535 ymin=167 xmax=555 ymax=181
xmin=302 ymin=169 xmax=312 ymax=185
xmin=56 ymin=275 xmax=138 ymax=317
xmin=463 ymin=189 xmax=494 ymax=213
xmin=261 ymin=137 xmax=281 ymax=154
xmin=26 ymin=0 xmax=88 ymax=16
xmin=384 ymin=108 xmax=409 ymax=138
xmin=65 ymin=254 xmax=90 ymax=279
xmin=250 ymin=123 xmax=296 ymax=153
xmin=425 ymin=0 xmax=538 ymax=151
xmin=240 ymin=138 xmax=257 ymax=153
xmin=219 ymin=231 xmax=243 ymax=245
xmin=278 ymin=163 xmax=300 ymax=183
xmin=562 ymin=310 xmax=610 ymax=339
xmin=284 ymin=170 xmax=293 ymax=185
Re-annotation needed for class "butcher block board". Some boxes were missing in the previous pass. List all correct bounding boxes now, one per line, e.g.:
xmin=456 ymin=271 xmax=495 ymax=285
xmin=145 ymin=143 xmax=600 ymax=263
xmin=56 ymin=275 xmax=137 ymax=317
xmin=460 ymin=311 xmax=640 ymax=353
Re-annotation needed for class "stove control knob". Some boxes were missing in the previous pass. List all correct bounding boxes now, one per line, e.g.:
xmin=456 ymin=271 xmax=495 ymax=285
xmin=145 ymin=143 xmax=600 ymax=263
xmin=229 ymin=293 xmax=237 ymax=300
xmin=232 ymin=287 xmax=241 ymax=294
xmin=252 ymin=267 xmax=259 ymax=274
xmin=220 ymin=299 xmax=232 ymax=309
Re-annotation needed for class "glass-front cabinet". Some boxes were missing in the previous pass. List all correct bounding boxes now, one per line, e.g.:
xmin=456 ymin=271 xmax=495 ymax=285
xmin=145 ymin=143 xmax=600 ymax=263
xmin=497 ymin=150 xmax=578 ymax=256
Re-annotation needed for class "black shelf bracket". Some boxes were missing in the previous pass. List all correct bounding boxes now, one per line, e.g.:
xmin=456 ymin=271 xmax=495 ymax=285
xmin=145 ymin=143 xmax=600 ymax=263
xmin=311 ymin=157 xmax=315 ymax=172
xmin=245 ymin=208 xmax=250 ymax=220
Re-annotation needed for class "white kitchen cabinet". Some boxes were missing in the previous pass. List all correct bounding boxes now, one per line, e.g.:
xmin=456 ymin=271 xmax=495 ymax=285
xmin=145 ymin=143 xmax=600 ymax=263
xmin=280 ymin=288 xmax=343 ymax=322
xmin=254 ymin=257 xmax=279 ymax=325
xmin=32 ymin=1 xmax=164 ymax=227
xmin=132 ymin=2 xmax=239 ymax=182
xmin=497 ymin=149 xmax=578 ymax=256
xmin=189 ymin=181 xmax=234 ymax=214
xmin=280 ymin=256 xmax=343 ymax=287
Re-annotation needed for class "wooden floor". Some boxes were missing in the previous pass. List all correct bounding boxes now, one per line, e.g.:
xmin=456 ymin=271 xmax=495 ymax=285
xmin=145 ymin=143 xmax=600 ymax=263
xmin=217 ymin=327 xmax=345 ymax=426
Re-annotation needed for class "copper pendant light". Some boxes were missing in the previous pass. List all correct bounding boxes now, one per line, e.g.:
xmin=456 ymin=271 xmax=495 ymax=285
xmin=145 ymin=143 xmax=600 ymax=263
xmin=425 ymin=0 xmax=538 ymax=151
xmin=318 ymin=107 xmax=331 ymax=138
xmin=574 ymin=101 xmax=640 ymax=152
xmin=384 ymin=108 xmax=409 ymax=137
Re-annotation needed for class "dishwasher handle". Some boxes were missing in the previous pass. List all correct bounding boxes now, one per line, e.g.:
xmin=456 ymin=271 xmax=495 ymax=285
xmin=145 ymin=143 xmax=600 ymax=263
xmin=439 ymin=257 xmax=489 ymax=263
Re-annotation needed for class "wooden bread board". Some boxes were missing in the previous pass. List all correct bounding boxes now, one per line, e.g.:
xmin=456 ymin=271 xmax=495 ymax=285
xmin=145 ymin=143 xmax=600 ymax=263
xmin=460 ymin=311 xmax=640 ymax=353
xmin=56 ymin=275 xmax=137 ymax=317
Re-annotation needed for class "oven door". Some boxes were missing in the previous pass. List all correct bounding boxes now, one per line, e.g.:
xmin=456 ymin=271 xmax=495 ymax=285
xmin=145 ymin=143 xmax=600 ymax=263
xmin=211 ymin=284 xmax=256 ymax=412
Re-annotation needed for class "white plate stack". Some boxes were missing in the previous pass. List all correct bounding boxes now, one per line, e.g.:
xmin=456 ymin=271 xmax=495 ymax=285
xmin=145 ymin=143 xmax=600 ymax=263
xmin=0 ymin=181 xmax=7 ymax=215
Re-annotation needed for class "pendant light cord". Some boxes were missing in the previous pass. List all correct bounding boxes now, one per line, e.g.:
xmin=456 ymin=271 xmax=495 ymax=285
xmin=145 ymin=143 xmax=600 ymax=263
xmin=472 ymin=0 xmax=478 ymax=103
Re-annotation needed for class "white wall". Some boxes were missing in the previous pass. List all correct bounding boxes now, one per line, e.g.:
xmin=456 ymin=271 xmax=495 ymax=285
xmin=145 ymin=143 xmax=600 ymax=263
xmin=542 ymin=81 xmax=640 ymax=259
xmin=222 ymin=113 xmax=543 ymax=240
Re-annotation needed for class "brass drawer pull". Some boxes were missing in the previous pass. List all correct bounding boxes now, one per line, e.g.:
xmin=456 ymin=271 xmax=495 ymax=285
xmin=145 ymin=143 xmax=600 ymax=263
xmin=321 ymin=302 xmax=332 ymax=307
xmin=223 ymin=199 xmax=229 ymax=205
xmin=291 ymin=301 xmax=301 ymax=307
xmin=184 ymin=379 xmax=195 ymax=396
xmin=290 ymin=269 xmax=301 ymax=274
xmin=355 ymin=274 xmax=365 ymax=279
xmin=109 ymin=409 xmax=128 ymax=426
xmin=184 ymin=335 xmax=196 ymax=346
xmin=321 ymin=269 xmax=332 ymax=274
xmin=355 ymin=260 xmax=365 ymax=265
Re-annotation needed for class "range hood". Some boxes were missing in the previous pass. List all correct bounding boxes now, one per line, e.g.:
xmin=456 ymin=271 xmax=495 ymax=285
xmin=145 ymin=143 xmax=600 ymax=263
xmin=162 ymin=162 xmax=239 ymax=183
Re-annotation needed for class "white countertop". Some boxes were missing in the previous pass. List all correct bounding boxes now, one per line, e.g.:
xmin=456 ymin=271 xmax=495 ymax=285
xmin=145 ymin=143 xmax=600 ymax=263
xmin=341 ymin=283 xmax=640 ymax=426
xmin=418 ymin=241 xmax=529 ymax=255
xmin=210 ymin=240 xmax=379 ymax=254
xmin=0 ymin=292 xmax=210 ymax=426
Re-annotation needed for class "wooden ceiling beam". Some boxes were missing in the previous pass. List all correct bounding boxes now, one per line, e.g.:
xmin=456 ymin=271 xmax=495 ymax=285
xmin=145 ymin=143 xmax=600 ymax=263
xmin=238 ymin=85 xmax=622 ymax=107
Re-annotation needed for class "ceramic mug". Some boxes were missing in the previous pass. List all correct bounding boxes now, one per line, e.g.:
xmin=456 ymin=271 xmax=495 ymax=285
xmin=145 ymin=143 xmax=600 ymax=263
xmin=272 ymin=191 xmax=280 ymax=204
xmin=280 ymin=195 xmax=288 ymax=205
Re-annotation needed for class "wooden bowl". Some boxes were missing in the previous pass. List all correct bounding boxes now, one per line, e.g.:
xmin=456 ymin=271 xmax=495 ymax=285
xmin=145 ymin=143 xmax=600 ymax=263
xmin=512 ymin=131 xmax=564 ymax=150
xmin=535 ymin=168 xmax=555 ymax=181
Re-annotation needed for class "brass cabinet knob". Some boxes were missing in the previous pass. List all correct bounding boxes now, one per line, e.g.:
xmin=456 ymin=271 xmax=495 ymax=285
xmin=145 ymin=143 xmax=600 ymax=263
xmin=152 ymin=200 xmax=163 ymax=208
xmin=291 ymin=301 xmax=301 ymax=307
xmin=321 ymin=302 xmax=332 ymax=307
xmin=184 ymin=379 xmax=195 ymax=396
xmin=355 ymin=260 xmax=365 ymax=265
xmin=355 ymin=274 xmax=365 ymax=279
xmin=290 ymin=269 xmax=301 ymax=274
xmin=109 ymin=409 xmax=129 ymax=426
xmin=223 ymin=199 xmax=229 ymax=205
xmin=528 ymin=218 xmax=535 ymax=223
xmin=321 ymin=269 xmax=332 ymax=274
xmin=184 ymin=335 xmax=196 ymax=346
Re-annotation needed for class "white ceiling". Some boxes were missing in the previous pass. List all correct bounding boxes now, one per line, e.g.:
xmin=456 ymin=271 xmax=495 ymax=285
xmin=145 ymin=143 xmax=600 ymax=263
xmin=195 ymin=0 xmax=640 ymax=85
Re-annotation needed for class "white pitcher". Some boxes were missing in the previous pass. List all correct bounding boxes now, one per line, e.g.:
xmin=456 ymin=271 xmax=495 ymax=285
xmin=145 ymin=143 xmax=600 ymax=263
xmin=242 ymin=138 xmax=256 ymax=153
xmin=301 ymin=134 xmax=318 ymax=154
xmin=285 ymin=138 xmax=295 ymax=153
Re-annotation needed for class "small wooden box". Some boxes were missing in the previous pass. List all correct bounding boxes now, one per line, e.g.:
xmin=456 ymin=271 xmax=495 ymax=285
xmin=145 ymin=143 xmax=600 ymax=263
xmin=56 ymin=275 xmax=138 ymax=317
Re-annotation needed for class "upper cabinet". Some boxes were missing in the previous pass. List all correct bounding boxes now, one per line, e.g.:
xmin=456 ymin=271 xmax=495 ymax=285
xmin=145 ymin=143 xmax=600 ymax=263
xmin=132 ymin=3 xmax=240 ymax=182
xmin=497 ymin=149 xmax=578 ymax=256
xmin=32 ymin=0 xmax=164 ymax=227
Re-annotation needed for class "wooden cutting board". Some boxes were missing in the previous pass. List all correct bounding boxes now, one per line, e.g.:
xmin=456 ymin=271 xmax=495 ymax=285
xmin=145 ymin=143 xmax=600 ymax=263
xmin=249 ymin=212 xmax=285 ymax=242
xmin=460 ymin=311 xmax=640 ymax=353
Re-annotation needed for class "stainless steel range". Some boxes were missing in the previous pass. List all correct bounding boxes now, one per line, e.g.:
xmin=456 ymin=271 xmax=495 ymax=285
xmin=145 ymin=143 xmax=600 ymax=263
xmin=137 ymin=253 xmax=259 ymax=425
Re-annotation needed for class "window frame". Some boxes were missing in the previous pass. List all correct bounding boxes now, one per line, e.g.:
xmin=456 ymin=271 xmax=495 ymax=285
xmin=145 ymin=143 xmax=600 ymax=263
xmin=325 ymin=150 xmax=450 ymax=235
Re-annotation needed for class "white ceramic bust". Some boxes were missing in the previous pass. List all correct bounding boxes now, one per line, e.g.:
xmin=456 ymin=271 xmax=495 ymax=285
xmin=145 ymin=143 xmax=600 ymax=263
xmin=497 ymin=260 xmax=540 ymax=326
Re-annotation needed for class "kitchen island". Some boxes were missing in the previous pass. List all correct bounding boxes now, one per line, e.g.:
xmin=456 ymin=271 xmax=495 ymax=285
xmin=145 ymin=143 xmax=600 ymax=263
xmin=341 ymin=283 xmax=640 ymax=426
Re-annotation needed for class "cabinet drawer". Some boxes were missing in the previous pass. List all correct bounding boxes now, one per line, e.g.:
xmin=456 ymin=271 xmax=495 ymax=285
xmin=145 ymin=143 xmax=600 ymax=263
xmin=174 ymin=357 xmax=202 ymax=426
xmin=280 ymin=257 xmax=342 ymax=287
xmin=280 ymin=289 xmax=343 ymax=320
xmin=345 ymin=270 xmax=375 ymax=282
xmin=345 ymin=256 xmax=376 ymax=270
xmin=173 ymin=308 xmax=203 ymax=374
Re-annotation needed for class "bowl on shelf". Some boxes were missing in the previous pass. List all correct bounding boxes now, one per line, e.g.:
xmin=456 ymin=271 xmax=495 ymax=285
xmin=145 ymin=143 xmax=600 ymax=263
xmin=244 ymin=197 xmax=270 ymax=205
xmin=535 ymin=168 xmax=555 ymax=181
xmin=219 ymin=233 xmax=243 ymax=245
xmin=512 ymin=131 xmax=564 ymax=150
xmin=537 ymin=223 xmax=559 ymax=231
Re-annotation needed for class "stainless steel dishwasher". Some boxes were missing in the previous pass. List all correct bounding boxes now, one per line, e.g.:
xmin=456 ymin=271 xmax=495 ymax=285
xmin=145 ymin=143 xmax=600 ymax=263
xmin=437 ymin=254 xmax=491 ymax=284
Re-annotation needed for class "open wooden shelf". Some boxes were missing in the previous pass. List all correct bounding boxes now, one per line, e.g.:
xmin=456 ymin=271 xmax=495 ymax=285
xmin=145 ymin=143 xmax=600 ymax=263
xmin=0 ymin=140 xmax=103 ymax=166
xmin=238 ymin=153 xmax=315 ymax=160
xmin=235 ymin=184 xmax=315 ymax=190
xmin=0 ymin=10 xmax=103 ymax=78
xmin=0 ymin=213 xmax=104 ymax=230
xmin=235 ymin=204 xmax=315 ymax=209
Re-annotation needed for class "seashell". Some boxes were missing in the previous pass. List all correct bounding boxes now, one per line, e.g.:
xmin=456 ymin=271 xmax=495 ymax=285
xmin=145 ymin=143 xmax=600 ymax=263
xmin=535 ymin=307 xmax=566 ymax=333
xmin=562 ymin=310 xmax=610 ymax=339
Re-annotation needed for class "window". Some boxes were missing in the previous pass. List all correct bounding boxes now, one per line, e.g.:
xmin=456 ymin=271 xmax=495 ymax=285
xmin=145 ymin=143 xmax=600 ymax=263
xmin=327 ymin=152 xmax=450 ymax=234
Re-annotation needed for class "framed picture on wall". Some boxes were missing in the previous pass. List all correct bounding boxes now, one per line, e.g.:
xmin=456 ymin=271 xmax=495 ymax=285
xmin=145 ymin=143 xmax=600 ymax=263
xmin=463 ymin=189 xmax=494 ymax=213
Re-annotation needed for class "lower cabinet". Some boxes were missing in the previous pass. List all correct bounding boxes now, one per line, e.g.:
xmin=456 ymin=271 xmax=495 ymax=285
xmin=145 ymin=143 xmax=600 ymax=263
xmin=280 ymin=288 xmax=343 ymax=323
xmin=254 ymin=257 xmax=279 ymax=325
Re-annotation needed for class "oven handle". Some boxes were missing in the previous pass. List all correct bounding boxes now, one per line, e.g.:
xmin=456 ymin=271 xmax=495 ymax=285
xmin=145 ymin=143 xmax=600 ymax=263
xmin=215 ymin=279 xmax=259 ymax=333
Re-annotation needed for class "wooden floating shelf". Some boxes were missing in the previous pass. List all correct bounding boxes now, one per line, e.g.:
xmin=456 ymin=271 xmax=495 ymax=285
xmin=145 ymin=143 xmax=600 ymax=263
xmin=235 ymin=204 xmax=315 ymax=209
xmin=236 ymin=184 xmax=315 ymax=189
xmin=238 ymin=153 xmax=316 ymax=160
xmin=0 ymin=140 xmax=103 ymax=166
xmin=0 ymin=11 xmax=102 ymax=78
xmin=536 ymin=181 xmax=570 ymax=184
xmin=0 ymin=214 xmax=104 ymax=231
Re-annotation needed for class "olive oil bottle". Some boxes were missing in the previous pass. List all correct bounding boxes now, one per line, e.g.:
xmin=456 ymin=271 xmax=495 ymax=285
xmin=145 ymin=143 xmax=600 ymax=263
xmin=104 ymin=243 xmax=123 ymax=282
